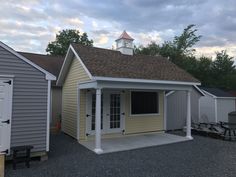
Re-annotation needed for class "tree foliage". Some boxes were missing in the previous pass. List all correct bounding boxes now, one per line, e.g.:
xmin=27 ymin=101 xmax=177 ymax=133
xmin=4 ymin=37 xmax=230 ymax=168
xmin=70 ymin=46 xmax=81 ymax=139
xmin=46 ymin=29 xmax=93 ymax=56
xmin=136 ymin=25 xmax=236 ymax=90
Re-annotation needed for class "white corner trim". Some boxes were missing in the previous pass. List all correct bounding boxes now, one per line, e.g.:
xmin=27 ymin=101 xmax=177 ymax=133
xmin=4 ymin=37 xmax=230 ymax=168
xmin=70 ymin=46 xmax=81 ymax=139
xmin=93 ymin=76 xmax=200 ymax=86
xmin=198 ymin=98 xmax=201 ymax=122
xmin=0 ymin=42 xmax=56 ymax=81
xmin=46 ymin=80 xmax=51 ymax=152
xmin=166 ymin=91 xmax=175 ymax=97
xmin=70 ymin=45 xmax=93 ymax=79
xmin=214 ymin=98 xmax=218 ymax=123
xmin=164 ymin=94 xmax=167 ymax=131
xmin=77 ymin=88 xmax=80 ymax=141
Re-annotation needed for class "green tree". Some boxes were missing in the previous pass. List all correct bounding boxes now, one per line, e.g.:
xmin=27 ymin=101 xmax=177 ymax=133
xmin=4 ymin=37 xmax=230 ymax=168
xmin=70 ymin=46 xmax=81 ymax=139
xmin=172 ymin=24 xmax=201 ymax=56
xmin=211 ymin=50 xmax=235 ymax=89
xmin=195 ymin=56 xmax=213 ymax=86
xmin=46 ymin=29 xmax=93 ymax=56
xmin=135 ymin=24 xmax=201 ymax=69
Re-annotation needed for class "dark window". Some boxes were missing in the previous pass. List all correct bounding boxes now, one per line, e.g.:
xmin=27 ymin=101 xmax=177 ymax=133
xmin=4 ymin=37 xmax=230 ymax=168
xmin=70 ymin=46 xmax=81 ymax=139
xmin=131 ymin=91 xmax=159 ymax=115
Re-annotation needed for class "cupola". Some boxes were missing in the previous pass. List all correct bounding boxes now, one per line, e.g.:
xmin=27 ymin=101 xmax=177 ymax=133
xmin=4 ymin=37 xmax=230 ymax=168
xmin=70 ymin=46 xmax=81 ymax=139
xmin=115 ymin=30 xmax=134 ymax=55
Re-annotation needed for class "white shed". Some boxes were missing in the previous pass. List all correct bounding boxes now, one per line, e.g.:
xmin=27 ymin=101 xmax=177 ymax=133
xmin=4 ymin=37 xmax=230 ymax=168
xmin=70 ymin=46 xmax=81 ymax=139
xmin=166 ymin=86 xmax=204 ymax=130
xmin=199 ymin=87 xmax=236 ymax=123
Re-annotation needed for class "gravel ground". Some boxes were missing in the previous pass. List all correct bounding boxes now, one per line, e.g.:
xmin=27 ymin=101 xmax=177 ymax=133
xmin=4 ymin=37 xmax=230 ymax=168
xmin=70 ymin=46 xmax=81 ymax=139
xmin=5 ymin=132 xmax=236 ymax=177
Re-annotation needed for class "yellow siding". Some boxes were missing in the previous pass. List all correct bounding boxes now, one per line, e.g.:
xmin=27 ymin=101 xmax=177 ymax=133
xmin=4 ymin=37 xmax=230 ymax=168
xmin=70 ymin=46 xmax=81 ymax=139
xmin=62 ymin=56 xmax=90 ymax=138
xmin=125 ymin=91 xmax=164 ymax=134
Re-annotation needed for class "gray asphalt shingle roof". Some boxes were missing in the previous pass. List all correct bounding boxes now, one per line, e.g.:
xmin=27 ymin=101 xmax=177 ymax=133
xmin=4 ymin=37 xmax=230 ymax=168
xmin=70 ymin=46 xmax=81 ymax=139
xmin=201 ymin=87 xmax=234 ymax=97
xmin=72 ymin=43 xmax=199 ymax=83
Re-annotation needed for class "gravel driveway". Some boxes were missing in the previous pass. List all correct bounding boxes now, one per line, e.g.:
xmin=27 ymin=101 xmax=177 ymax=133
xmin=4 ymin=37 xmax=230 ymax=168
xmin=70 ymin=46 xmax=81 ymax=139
xmin=5 ymin=132 xmax=236 ymax=177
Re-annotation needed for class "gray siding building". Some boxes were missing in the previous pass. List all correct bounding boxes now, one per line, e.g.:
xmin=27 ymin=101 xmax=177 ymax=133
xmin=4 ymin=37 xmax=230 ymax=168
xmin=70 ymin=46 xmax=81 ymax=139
xmin=0 ymin=42 xmax=55 ymax=156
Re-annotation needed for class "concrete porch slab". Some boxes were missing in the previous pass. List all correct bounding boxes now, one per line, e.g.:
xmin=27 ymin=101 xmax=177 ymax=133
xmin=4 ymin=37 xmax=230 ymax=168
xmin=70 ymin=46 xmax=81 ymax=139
xmin=80 ymin=133 xmax=192 ymax=154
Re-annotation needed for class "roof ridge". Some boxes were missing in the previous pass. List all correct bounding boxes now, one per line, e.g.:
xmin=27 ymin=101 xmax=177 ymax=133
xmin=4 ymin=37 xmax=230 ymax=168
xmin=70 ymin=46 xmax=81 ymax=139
xmin=71 ymin=43 xmax=121 ymax=53
xmin=18 ymin=51 xmax=64 ymax=58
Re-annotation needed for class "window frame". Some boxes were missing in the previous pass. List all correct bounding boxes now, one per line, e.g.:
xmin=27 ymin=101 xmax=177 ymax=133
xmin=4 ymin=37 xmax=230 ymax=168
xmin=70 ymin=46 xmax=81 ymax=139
xmin=129 ymin=90 xmax=160 ymax=116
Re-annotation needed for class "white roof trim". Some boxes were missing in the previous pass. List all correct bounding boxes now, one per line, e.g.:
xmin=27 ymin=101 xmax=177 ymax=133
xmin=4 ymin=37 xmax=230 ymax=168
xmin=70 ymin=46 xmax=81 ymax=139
xmin=0 ymin=42 xmax=56 ymax=80
xmin=201 ymin=89 xmax=235 ymax=99
xmin=193 ymin=85 xmax=205 ymax=96
xmin=93 ymin=76 xmax=200 ymax=86
xmin=56 ymin=45 xmax=93 ymax=86
xmin=70 ymin=45 xmax=93 ymax=79
xmin=57 ymin=45 xmax=72 ymax=85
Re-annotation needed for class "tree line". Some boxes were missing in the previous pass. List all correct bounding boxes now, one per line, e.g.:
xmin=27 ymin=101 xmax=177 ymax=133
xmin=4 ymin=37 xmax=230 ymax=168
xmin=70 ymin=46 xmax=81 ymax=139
xmin=135 ymin=25 xmax=236 ymax=90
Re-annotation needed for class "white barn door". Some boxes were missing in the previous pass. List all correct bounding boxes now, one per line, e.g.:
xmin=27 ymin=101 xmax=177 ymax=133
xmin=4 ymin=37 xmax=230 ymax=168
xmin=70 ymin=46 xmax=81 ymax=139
xmin=0 ymin=79 xmax=13 ymax=154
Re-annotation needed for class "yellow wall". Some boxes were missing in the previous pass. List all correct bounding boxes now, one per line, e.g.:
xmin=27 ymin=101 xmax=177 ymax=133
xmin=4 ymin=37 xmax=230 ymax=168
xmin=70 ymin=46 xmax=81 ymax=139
xmin=62 ymin=56 xmax=90 ymax=138
xmin=0 ymin=154 xmax=4 ymax=177
xmin=124 ymin=90 xmax=164 ymax=134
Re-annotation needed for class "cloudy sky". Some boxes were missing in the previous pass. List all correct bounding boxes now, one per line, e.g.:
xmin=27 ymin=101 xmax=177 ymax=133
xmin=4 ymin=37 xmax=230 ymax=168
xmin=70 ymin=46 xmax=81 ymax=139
xmin=1 ymin=0 xmax=236 ymax=58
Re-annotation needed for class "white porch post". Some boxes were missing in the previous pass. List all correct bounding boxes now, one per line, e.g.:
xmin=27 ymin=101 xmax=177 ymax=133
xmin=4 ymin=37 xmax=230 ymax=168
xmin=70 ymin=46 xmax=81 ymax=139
xmin=94 ymin=88 xmax=103 ymax=154
xmin=186 ymin=90 xmax=193 ymax=139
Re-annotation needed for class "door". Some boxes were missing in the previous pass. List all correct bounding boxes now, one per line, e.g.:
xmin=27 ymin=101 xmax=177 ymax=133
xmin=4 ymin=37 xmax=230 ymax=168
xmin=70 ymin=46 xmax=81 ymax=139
xmin=106 ymin=92 xmax=124 ymax=133
xmin=86 ymin=92 xmax=104 ymax=135
xmin=86 ymin=91 xmax=124 ymax=135
xmin=0 ymin=79 xmax=12 ymax=154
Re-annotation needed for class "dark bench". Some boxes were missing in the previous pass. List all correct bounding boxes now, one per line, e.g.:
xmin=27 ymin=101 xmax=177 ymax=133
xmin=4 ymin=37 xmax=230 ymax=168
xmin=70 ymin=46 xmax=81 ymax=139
xmin=11 ymin=145 xmax=33 ymax=170
xmin=220 ymin=122 xmax=236 ymax=140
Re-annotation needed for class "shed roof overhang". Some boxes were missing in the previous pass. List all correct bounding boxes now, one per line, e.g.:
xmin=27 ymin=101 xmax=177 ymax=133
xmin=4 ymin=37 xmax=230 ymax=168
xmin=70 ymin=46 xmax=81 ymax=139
xmin=78 ymin=77 xmax=200 ymax=91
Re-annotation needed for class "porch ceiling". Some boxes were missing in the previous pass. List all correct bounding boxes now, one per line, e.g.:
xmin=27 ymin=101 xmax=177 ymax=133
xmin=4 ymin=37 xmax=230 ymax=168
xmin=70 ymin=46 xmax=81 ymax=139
xmin=80 ymin=133 xmax=191 ymax=154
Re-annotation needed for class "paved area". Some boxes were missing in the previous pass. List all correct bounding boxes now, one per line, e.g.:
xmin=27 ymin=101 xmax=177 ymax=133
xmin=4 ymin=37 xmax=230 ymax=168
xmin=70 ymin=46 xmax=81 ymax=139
xmin=81 ymin=133 xmax=191 ymax=154
xmin=5 ymin=132 xmax=236 ymax=177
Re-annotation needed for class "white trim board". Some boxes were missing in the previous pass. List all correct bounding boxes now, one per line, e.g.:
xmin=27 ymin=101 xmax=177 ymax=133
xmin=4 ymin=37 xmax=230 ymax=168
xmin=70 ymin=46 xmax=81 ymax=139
xmin=46 ymin=80 xmax=51 ymax=152
xmin=93 ymin=76 xmax=200 ymax=86
xmin=0 ymin=42 xmax=56 ymax=81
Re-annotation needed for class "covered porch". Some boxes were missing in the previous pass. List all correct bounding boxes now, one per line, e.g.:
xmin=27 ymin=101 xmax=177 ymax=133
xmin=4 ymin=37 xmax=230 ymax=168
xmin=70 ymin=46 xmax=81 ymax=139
xmin=78 ymin=77 xmax=196 ymax=154
xmin=80 ymin=132 xmax=190 ymax=154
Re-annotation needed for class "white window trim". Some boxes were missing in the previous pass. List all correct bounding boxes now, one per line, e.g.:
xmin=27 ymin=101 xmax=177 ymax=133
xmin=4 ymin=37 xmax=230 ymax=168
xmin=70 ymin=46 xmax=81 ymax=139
xmin=129 ymin=90 xmax=160 ymax=117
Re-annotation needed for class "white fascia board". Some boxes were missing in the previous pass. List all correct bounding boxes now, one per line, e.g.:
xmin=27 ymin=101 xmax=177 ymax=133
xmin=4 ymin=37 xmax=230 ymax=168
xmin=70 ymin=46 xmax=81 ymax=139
xmin=201 ymin=90 xmax=217 ymax=98
xmin=93 ymin=76 xmax=200 ymax=86
xmin=57 ymin=45 xmax=93 ymax=86
xmin=0 ymin=41 xmax=56 ymax=81
xmin=193 ymin=85 xmax=205 ymax=96
xmin=78 ymin=80 xmax=98 ymax=89
xmin=56 ymin=46 xmax=72 ymax=86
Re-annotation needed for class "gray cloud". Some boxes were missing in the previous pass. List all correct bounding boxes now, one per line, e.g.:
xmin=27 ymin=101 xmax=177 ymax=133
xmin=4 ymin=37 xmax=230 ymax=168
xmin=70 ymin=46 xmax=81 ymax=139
xmin=0 ymin=0 xmax=236 ymax=57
